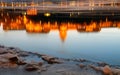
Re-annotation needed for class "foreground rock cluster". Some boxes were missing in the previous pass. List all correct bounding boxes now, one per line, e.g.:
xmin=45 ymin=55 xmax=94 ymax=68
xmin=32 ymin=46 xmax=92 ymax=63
xmin=0 ymin=45 xmax=27 ymax=68
xmin=0 ymin=45 xmax=120 ymax=75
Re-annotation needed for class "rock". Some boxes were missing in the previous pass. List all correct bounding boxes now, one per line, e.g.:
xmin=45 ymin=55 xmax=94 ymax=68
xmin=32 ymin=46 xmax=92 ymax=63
xmin=38 ymin=62 xmax=43 ymax=66
xmin=49 ymin=59 xmax=62 ymax=64
xmin=0 ymin=57 xmax=18 ymax=68
xmin=41 ymin=55 xmax=61 ymax=64
xmin=0 ymin=57 xmax=9 ymax=63
xmin=7 ymin=47 xmax=21 ymax=53
xmin=41 ymin=55 xmax=54 ymax=60
xmin=0 ymin=48 xmax=8 ymax=54
xmin=0 ymin=53 xmax=18 ymax=60
xmin=89 ymin=65 xmax=101 ymax=72
xmin=18 ymin=51 xmax=29 ymax=57
xmin=97 ymin=62 xmax=108 ymax=67
xmin=111 ymin=68 xmax=120 ymax=75
xmin=25 ymin=62 xmax=43 ymax=71
xmin=17 ymin=60 xmax=27 ymax=65
xmin=102 ymin=65 xmax=113 ymax=75
xmin=0 ymin=53 xmax=17 ymax=59
xmin=25 ymin=64 xmax=38 ymax=71
xmin=79 ymin=64 xmax=85 ymax=68
xmin=0 ymin=53 xmax=20 ymax=64
xmin=8 ymin=47 xmax=15 ymax=50
xmin=0 ymin=62 xmax=18 ymax=68
xmin=7 ymin=50 xmax=16 ymax=54
xmin=0 ymin=45 xmax=5 ymax=48
xmin=8 ymin=62 xmax=18 ymax=68
xmin=80 ymin=58 xmax=87 ymax=62
xmin=9 ymin=57 xmax=18 ymax=63
xmin=0 ymin=53 xmax=19 ymax=68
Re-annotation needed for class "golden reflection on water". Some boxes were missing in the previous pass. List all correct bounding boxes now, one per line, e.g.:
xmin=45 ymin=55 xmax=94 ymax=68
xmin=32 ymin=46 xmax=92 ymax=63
xmin=0 ymin=14 xmax=120 ymax=41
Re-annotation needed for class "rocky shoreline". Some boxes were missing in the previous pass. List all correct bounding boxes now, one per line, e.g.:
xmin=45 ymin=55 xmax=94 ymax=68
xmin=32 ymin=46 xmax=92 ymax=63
xmin=0 ymin=45 xmax=120 ymax=75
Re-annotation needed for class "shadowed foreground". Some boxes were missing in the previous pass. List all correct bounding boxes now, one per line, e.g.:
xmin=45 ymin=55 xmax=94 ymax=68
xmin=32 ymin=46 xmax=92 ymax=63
xmin=0 ymin=45 xmax=120 ymax=75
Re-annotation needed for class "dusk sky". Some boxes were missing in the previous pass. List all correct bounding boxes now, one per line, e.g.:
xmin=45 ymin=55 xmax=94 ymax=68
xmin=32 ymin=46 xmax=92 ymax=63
xmin=1 ymin=0 xmax=120 ymax=2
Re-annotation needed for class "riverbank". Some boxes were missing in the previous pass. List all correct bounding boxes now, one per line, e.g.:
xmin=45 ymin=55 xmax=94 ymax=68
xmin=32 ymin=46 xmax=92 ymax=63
xmin=0 ymin=45 xmax=120 ymax=75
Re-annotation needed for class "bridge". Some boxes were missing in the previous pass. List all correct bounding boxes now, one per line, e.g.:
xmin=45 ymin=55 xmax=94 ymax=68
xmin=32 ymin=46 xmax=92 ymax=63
xmin=0 ymin=1 xmax=120 ymax=16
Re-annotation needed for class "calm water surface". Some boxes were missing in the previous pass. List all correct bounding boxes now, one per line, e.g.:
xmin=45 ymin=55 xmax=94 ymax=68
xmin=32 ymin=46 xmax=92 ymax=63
xmin=0 ymin=14 xmax=120 ymax=65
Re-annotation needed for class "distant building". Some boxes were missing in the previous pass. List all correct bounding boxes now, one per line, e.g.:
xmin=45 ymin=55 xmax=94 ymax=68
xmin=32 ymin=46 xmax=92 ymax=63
xmin=0 ymin=0 xmax=120 ymax=10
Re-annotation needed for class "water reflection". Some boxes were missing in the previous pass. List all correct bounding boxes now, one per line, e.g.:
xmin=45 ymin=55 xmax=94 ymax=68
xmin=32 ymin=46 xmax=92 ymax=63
xmin=1 ymin=13 xmax=120 ymax=65
xmin=0 ymin=14 xmax=120 ymax=41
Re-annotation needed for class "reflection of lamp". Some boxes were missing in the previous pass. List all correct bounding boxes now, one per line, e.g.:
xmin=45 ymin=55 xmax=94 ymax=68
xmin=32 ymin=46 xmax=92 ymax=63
xmin=0 ymin=22 xmax=3 ymax=26
xmin=23 ymin=16 xmax=28 ymax=24
xmin=59 ymin=25 xmax=67 ymax=42
xmin=59 ymin=30 xmax=67 ymax=42
xmin=42 ymin=22 xmax=50 ymax=33
xmin=34 ymin=24 xmax=42 ymax=32
xmin=26 ymin=21 xmax=42 ymax=33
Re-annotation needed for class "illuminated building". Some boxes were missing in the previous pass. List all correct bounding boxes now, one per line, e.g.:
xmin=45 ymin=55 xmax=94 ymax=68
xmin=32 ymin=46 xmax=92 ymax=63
xmin=0 ymin=0 xmax=120 ymax=10
xmin=1 ymin=14 xmax=120 ymax=41
xmin=117 ymin=22 xmax=120 ymax=28
xmin=27 ymin=8 xmax=37 ymax=15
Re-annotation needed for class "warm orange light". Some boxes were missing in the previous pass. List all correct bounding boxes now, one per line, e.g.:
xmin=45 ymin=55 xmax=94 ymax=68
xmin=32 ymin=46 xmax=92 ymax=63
xmin=34 ymin=24 xmax=42 ymax=32
xmin=42 ymin=22 xmax=50 ymax=33
xmin=59 ymin=25 xmax=67 ymax=41
xmin=0 ymin=22 xmax=3 ymax=26
xmin=27 ymin=8 xmax=37 ymax=15
xmin=100 ymin=21 xmax=112 ymax=28
xmin=2 ymin=14 xmax=120 ymax=41
xmin=26 ymin=21 xmax=43 ymax=33
xmin=117 ymin=22 xmax=120 ymax=28
xmin=60 ymin=30 xmax=67 ymax=42
xmin=86 ymin=26 xmax=93 ymax=32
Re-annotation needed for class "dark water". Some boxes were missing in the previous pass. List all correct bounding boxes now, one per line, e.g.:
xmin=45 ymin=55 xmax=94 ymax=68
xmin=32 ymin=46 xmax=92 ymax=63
xmin=0 ymin=12 xmax=120 ymax=65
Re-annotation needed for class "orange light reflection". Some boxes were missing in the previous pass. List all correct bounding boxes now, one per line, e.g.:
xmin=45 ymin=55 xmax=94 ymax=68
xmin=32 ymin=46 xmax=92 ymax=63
xmin=1 ymin=15 xmax=120 ymax=41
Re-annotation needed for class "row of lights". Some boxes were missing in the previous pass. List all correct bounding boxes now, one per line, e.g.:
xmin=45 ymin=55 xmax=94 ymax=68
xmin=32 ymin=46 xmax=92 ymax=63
xmin=0 ymin=1 xmax=119 ymax=7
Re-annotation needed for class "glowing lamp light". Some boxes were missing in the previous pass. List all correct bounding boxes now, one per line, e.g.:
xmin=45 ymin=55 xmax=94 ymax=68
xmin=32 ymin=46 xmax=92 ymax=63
xmin=44 ymin=13 xmax=51 ymax=17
